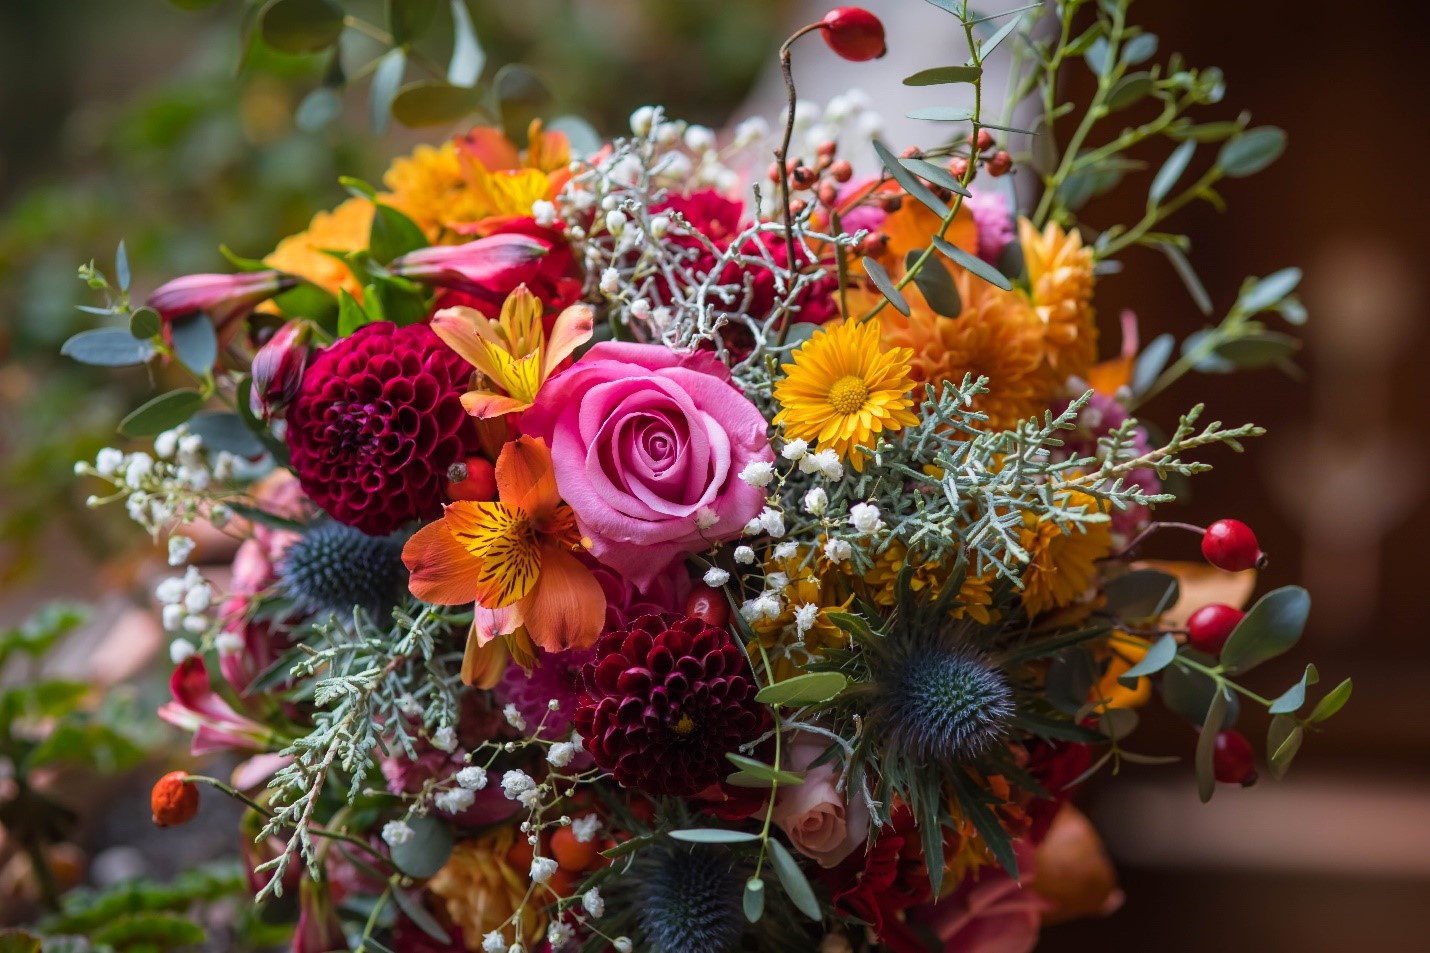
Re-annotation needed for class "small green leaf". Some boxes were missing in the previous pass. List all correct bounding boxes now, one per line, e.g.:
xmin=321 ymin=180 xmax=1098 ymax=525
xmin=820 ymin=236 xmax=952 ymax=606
xmin=340 ymin=176 xmax=379 ymax=201
xmin=1157 ymin=242 xmax=1214 ymax=315
xmin=389 ymin=815 xmax=454 ymax=878
xmin=337 ymin=289 xmax=372 ymax=337
xmin=128 ymin=307 xmax=161 ymax=339
xmin=220 ymin=244 xmax=272 ymax=273
xmin=903 ymin=65 xmax=982 ymax=86
xmin=670 ymin=829 xmax=759 ymax=844
xmin=978 ymin=16 xmax=1022 ymax=58
xmin=295 ymin=86 xmax=342 ymax=131
xmin=115 ymin=240 xmax=130 ymax=292
xmin=824 ymin=610 xmax=876 ymax=640
xmin=1107 ymin=72 xmax=1154 ymax=111
xmin=1162 ymin=660 xmax=1240 ymax=727
xmin=1308 ymin=677 xmax=1352 ymax=723
xmin=259 ymin=0 xmax=344 ymax=54
xmin=1239 ymin=267 xmax=1303 ymax=313
xmin=370 ymin=47 xmax=409 ymax=135
xmin=391 ymin=81 xmax=490 ymax=127
xmin=390 ymin=0 xmax=440 ymax=44
xmin=370 ymin=203 xmax=429 ymax=264
xmin=1102 ymin=569 xmax=1179 ymax=621
xmin=1218 ymin=127 xmax=1287 ymax=178
xmin=1084 ymin=37 xmax=1111 ymax=76
xmin=61 ymin=328 xmax=155 ymax=367
xmin=862 ymin=257 xmax=910 ymax=316
xmin=1097 ymin=707 xmax=1139 ymax=742
xmin=1121 ymin=32 xmax=1158 ymax=65
xmin=1195 ymin=686 xmax=1230 ymax=802
xmin=907 ymin=249 xmax=963 ymax=317
xmin=390 ymin=887 xmax=452 ymax=944
xmin=898 ymin=157 xmax=970 ymax=196
xmin=1132 ymin=333 xmax=1176 ymax=393
xmin=187 ymin=412 xmax=267 ymax=458
xmin=1118 ymin=634 xmax=1178 ymax=684
xmin=725 ymin=753 xmax=805 ymax=786
xmin=1215 ymin=332 xmax=1300 ymax=370
xmin=743 ymin=877 xmax=765 ymax=923
xmin=767 ymin=839 xmax=822 ymax=920
xmin=873 ymin=139 xmax=949 ymax=218
xmin=1169 ymin=120 xmax=1246 ymax=142
xmin=1219 ymin=586 xmax=1311 ymax=675
xmin=1149 ymin=140 xmax=1196 ymax=205
xmin=119 ymin=390 xmax=205 ymax=437
xmin=933 ymin=236 xmax=1012 ymax=291
xmin=1267 ymin=717 xmax=1303 ymax=780
xmin=171 ymin=313 xmax=218 ymax=374
xmin=1268 ymin=663 xmax=1320 ymax=715
xmin=448 ymin=0 xmax=484 ymax=86
xmin=755 ymin=672 xmax=849 ymax=707
xmin=906 ymin=105 xmax=976 ymax=123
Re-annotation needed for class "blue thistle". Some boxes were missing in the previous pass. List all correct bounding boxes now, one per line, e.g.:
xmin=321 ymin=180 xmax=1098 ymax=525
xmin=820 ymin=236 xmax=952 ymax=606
xmin=637 ymin=845 xmax=745 ymax=953
xmin=876 ymin=642 xmax=1013 ymax=762
xmin=277 ymin=521 xmax=409 ymax=619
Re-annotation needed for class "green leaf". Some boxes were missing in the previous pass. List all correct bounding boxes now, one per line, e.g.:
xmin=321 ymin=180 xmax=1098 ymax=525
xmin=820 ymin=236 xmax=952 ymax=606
xmin=1121 ymin=32 xmax=1158 ymax=65
xmin=1169 ymin=120 xmax=1246 ymax=142
xmin=187 ymin=412 xmax=266 ymax=458
xmin=1266 ymin=715 xmax=1303 ymax=780
xmin=390 ymin=887 xmax=452 ymax=944
xmin=1158 ymin=242 xmax=1214 ymax=315
xmin=370 ymin=203 xmax=429 ymax=264
xmin=259 ymin=0 xmax=344 ymax=54
xmin=493 ymin=63 xmax=551 ymax=142
xmin=392 ymin=81 xmax=490 ymax=127
xmin=1161 ymin=661 xmax=1239 ymax=727
xmin=1308 ymin=677 xmax=1352 ymax=723
xmin=862 ymin=257 xmax=909 ymax=316
xmin=978 ymin=16 xmax=1022 ymax=59
xmin=389 ymin=815 xmax=454 ymax=878
xmin=670 ymin=829 xmax=759 ymax=844
xmin=129 ymin=307 xmax=162 ymax=339
xmin=1278 ymin=295 xmax=1309 ymax=326
xmin=170 ymin=313 xmax=218 ymax=374
xmin=1268 ymin=663 xmax=1320 ymax=715
xmin=1239 ymin=267 xmax=1303 ymax=313
xmin=873 ymin=139 xmax=949 ymax=218
xmin=1195 ymin=686 xmax=1230 ymax=802
xmin=1219 ymin=586 xmax=1311 ymax=675
xmin=898 ymin=157 xmax=970 ymax=196
xmin=1215 ymin=332 xmax=1300 ymax=370
xmin=370 ymin=47 xmax=409 ymax=135
xmin=1218 ymin=127 xmax=1287 ymax=178
xmin=236 ymin=376 xmax=292 ymax=466
xmin=447 ymin=0 xmax=484 ymax=86
xmin=340 ymin=176 xmax=379 ymax=201
xmin=768 ymin=839 xmax=822 ymax=920
xmin=220 ymin=244 xmax=272 ymax=273
xmin=1102 ymin=569 xmax=1179 ymax=621
xmin=1097 ymin=707 xmax=1138 ymax=743
xmin=903 ymin=65 xmax=982 ymax=86
xmin=337 ymin=289 xmax=372 ymax=338
xmin=0 ymin=931 xmax=42 ymax=953
xmin=907 ymin=249 xmax=962 ymax=317
xmin=1045 ymin=649 xmax=1098 ymax=715
xmin=743 ymin=877 xmax=765 ymax=923
xmin=932 ymin=235 xmax=1012 ymax=291
xmin=1107 ymin=72 xmax=1154 ymax=111
xmin=824 ymin=610 xmax=876 ymax=640
xmin=949 ymin=770 xmax=1018 ymax=877
xmin=390 ymin=0 xmax=440 ymax=44
xmin=906 ymin=105 xmax=975 ymax=123
xmin=119 ymin=390 xmax=204 ymax=438
xmin=61 ymin=328 xmax=155 ymax=367
xmin=1012 ymin=710 xmax=1105 ymax=743
xmin=1149 ymin=140 xmax=1196 ymax=205
xmin=1133 ymin=333 xmax=1176 ymax=393
xmin=725 ymin=753 xmax=805 ymax=787
xmin=1084 ymin=37 xmax=1111 ymax=76
xmin=295 ymin=86 xmax=342 ymax=131
xmin=114 ymin=240 xmax=131 ymax=292
xmin=1118 ymin=634 xmax=1178 ymax=684
xmin=755 ymin=672 xmax=848 ymax=707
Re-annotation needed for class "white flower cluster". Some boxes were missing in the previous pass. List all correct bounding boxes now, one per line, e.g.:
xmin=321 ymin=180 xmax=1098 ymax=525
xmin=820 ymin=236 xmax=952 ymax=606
xmin=77 ymin=425 xmax=237 ymax=536
xmin=155 ymin=566 xmax=215 ymax=636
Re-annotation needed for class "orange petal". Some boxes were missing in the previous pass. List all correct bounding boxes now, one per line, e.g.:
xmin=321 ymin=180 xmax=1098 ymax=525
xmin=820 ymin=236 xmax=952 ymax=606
xmin=495 ymin=435 xmax=560 ymax=518
xmin=444 ymin=501 xmax=541 ymax=608
xmin=431 ymin=306 xmax=505 ymax=382
xmin=520 ymin=543 xmax=606 ymax=652
xmin=505 ymin=629 xmax=539 ymax=674
xmin=461 ymin=625 xmax=509 ymax=688
xmin=462 ymin=390 xmax=535 ymax=419
xmin=458 ymin=127 xmax=521 ymax=172
xmin=541 ymin=304 xmax=595 ymax=378
xmin=402 ymin=519 xmax=483 ymax=605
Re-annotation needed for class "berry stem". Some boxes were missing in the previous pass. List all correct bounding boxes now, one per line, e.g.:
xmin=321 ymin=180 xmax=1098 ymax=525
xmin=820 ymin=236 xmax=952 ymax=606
xmin=773 ymin=22 xmax=823 ymax=346
xmin=1106 ymin=520 xmax=1205 ymax=559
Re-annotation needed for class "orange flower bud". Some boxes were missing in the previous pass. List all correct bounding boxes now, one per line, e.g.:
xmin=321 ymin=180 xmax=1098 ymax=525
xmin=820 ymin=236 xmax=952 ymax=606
xmin=151 ymin=771 xmax=199 ymax=827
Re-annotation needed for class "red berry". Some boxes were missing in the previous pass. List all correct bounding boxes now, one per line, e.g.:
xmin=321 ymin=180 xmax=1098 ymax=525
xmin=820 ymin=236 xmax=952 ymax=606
xmin=447 ymin=456 xmax=497 ymax=502
xmin=830 ymin=159 xmax=853 ymax=182
xmin=1201 ymin=519 xmax=1266 ymax=572
xmin=985 ymin=151 xmax=1013 ymax=177
xmin=948 ymin=156 xmax=970 ymax=179
xmin=151 ymin=771 xmax=199 ymax=827
xmin=1213 ymin=729 xmax=1258 ymax=786
xmin=684 ymin=584 xmax=730 ymax=629
xmin=1186 ymin=604 xmax=1245 ymax=654
xmin=819 ymin=7 xmax=887 ymax=62
xmin=968 ymin=129 xmax=995 ymax=152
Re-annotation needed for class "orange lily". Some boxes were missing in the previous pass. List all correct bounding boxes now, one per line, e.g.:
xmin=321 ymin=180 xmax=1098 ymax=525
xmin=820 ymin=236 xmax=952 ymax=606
xmin=402 ymin=436 xmax=605 ymax=670
xmin=430 ymin=284 xmax=593 ymax=419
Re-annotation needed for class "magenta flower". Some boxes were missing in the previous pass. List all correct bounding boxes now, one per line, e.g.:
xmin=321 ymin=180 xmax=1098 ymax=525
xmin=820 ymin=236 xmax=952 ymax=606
xmin=146 ymin=270 xmax=295 ymax=334
xmin=293 ymin=878 xmax=347 ymax=953
xmin=249 ymin=318 xmax=315 ymax=421
xmin=521 ymin=342 xmax=773 ymax=590
xmin=391 ymin=233 xmax=551 ymax=295
xmin=157 ymin=657 xmax=271 ymax=755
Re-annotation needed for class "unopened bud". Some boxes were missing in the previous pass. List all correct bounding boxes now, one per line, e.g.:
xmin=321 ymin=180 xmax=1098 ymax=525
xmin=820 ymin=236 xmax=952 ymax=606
xmin=249 ymin=318 xmax=313 ymax=422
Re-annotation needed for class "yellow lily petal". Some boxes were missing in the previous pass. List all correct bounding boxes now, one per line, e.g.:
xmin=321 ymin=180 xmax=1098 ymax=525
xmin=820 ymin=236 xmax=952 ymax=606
xmin=444 ymin=501 xmax=541 ymax=609
xmin=541 ymin=304 xmax=594 ymax=379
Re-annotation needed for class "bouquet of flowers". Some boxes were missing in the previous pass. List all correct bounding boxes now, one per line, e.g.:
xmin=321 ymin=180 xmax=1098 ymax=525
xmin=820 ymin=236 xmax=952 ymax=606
xmin=66 ymin=2 xmax=1349 ymax=951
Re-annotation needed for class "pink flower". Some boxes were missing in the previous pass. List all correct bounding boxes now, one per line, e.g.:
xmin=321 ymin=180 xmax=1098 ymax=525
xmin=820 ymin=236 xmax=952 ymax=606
xmin=521 ymin=342 xmax=773 ymax=590
xmin=913 ymin=842 xmax=1050 ymax=953
xmin=146 ymin=270 xmax=294 ymax=335
xmin=157 ymin=656 xmax=271 ymax=755
xmin=968 ymin=189 xmax=1016 ymax=266
xmin=293 ymin=878 xmax=346 ymax=953
xmin=391 ymin=233 xmax=551 ymax=295
xmin=250 ymin=318 xmax=315 ymax=420
xmin=771 ymin=735 xmax=869 ymax=868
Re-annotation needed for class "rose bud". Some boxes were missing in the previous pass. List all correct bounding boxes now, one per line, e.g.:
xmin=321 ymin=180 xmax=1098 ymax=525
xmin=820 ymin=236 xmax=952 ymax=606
xmin=146 ymin=270 xmax=297 ymax=338
xmin=249 ymin=318 xmax=314 ymax=422
xmin=391 ymin=233 xmax=551 ymax=295
xmin=820 ymin=7 xmax=887 ymax=61
xmin=151 ymin=771 xmax=199 ymax=827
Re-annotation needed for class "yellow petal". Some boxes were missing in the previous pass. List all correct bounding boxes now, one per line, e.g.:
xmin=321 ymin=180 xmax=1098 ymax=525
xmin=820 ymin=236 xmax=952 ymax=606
xmin=541 ymin=304 xmax=594 ymax=378
xmin=498 ymin=284 xmax=545 ymax=356
xmin=444 ymin=501 xmax=541 ymax=608
xmin=431 ymin=306 xmax=507 ymax=383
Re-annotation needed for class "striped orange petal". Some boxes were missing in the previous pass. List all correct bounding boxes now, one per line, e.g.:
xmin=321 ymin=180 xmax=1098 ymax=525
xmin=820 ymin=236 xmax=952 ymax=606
xmin=402 ymin=518 xmax=484 ymax=606
xmin=444 ymin=500 xmax=541 ymax=609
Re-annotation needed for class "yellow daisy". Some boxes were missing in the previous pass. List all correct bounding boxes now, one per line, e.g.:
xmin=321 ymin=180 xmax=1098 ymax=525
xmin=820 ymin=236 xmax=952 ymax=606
xmin=772 ymin=319 xmax=919 ymax=470
xmin=1019 ymin=217 xmax=1099 ymax=381
xmin=1018 ymin=490 xmax=1113 ymax=617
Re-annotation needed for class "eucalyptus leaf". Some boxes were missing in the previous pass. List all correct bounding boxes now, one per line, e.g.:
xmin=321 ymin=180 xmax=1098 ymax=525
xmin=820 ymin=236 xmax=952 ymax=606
xmin=187 ymin=412 xmax=267 ymax=458
xmin=295 ymin=86 xmax=342 ymax=131
xmin=1267 ymin=718 xmax=1303 ymax=780
xmin=1308 ymin=677 xmax=1353 ymax=723
xmin=1118 ymin=634 xmax=1178 ymax=684
xmin=743 ymin=877 xmax=765 ymax=923
xmin=1149 ymin=140 xmax=1196 ymax=205
xmin=899 ymin=157 xmax=970 ymax=196
xmin=862 ymin=257 xmax=910 ymax=316
xmin=61 ymin=328 xmax=155 ymax=367
xmin=1121 ymin=32 xmax=1158 ymax=65
xmin=873 ymin=139 xmax=949 ymax=218
xmin=389 ymin=887 xmax=452 ymax=944
xmin=1132 ymin=333 xmax=1176 ymax=393
xmin=1218 ymin=127 xmax=1287 ymax=178
xmin=171 ymin=313 xmax=218 ymax=374
xmin=1084 ymin=37 xmax=1111 ymax=76
xmin=1195 ymin=686 xmax=1230 ymax=802
xmin=1102 ymin=569 xmax=1179 ymax=621
xmin=1219 ymin=586 xmax=1310 ymax=675
xmin=259 ymin=0 xmax=344 ymax=54
xmin=932 ymin=236 xmax=1012 ymax=291
xmin=907 ymin=250 xmax=962 ymax=317
xmin=119 ymin=390 xmax=205 ymax=438
xmin=903 ymin=65 xmax=982 ymax=86
xmin=1107 ymin=73 xmax=1154 ymax=111
xmin=390 ymin=0 xmax=440 ymax=44
xmin=1098 ymin=707 xmax=1139 ymax=742
xmin=447 ymin=0 xmax=484 ymax=86
xmin=370 ymin=48 xmax=409 ymax=135
xmin=1268 ymin=663 xmax=1319 ymax=715
xmin=1215 ymin=332 xmax=1300 ymax=370
xmin=1161 ymin=661 xmax=1240 ymax=728
xmin=115 ymin=241 xmax=130 ymax=292
xmin=768 ymin=839 xmax=822 ymax=920
xmin=391 ymin=82 xmax=489 ymax=127
xmin=754 ymin=672 xmax=848 ymax=707
xmin=389 ymin=815 xmax=454 ymax=878
xmin=979 ymin=16 xmax=1022 ymax=58
xmin=1158 ymin=242 xmax=1214 ymax=315
xmin=725 ymin=753 xmax=805 ymax=786
xmin=906 ymin=105 xmax=975 ymax=123
xmin=1239 ymin=267 xmax=1303 ymax=313
xmin=670 ymin=829 xmax=759 ymax=845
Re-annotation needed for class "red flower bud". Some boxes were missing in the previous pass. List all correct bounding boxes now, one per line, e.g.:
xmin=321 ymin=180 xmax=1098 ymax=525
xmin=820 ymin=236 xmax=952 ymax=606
xmin=146 ymin=270 xmax=296 ymax=337
xmin=948 ymin=156 xmax=970 ymax=179
xmin=1186 ymin=603 xmax=1244 ymax=654
xmin=151 ymin=771 xmax=199 ymax=827
xmin=447 ymin=456 xmax=498 ymax=502
xmin=969 ymin=129 xmax=996 ymax=152
xmin=249 ymin=318 xmax=314 ymax=422
xmin=1213 ymin=729 xmax=1258 ymax=786
xmin=391 ymin=233 xmax=551 ymax=294
xmin=1201 ymin=519 xmax=1266 ymax=572
xmin=820 ymin=7 xmax=887 ymax=62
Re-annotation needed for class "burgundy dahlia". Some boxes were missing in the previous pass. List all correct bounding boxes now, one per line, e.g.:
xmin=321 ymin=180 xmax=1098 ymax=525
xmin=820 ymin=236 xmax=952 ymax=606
xmin=286 ymin=322 xmax=480 ymax=535
xmin=574 ymin=614 xmax=767 ymax=797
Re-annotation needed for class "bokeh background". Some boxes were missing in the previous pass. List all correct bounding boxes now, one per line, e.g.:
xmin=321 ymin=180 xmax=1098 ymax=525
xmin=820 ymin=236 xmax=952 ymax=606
xmin=2 ymin=0 xmax=1428 ymax=948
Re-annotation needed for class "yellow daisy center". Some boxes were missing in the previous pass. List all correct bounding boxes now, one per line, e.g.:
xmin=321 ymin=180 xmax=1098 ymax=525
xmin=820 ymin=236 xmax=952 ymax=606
xmin=827 ymin=375 xmax=870 ymax=415
xmin=671 ymin=713 xmax=696 ymax=735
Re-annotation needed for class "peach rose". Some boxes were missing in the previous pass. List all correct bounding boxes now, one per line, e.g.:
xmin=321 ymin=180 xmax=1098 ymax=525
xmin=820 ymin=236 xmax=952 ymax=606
xmin=771 ymin=736 xmax=869 ymax=868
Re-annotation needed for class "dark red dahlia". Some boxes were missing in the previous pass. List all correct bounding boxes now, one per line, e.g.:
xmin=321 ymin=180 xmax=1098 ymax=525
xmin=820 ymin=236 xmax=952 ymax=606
xmin=574 ymin=614 xmax=767 ymax=797
xmin=286 ymin=322 xmax=479 ymax=535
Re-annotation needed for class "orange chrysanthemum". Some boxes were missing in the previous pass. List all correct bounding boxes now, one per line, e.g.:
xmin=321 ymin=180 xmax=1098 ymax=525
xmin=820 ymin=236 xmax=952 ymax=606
xmin=1020 ymin=218 xmax=1099 ymax=381
xmin=428 ymin=830 xmax=545 ymax=950
xmin=1018 ymin=490 xmax=1113 ymax=617
xmin=263 ymin=196 xmax=373 ymax=299
xmin=772 ymin=319 xmax=919 ymax=470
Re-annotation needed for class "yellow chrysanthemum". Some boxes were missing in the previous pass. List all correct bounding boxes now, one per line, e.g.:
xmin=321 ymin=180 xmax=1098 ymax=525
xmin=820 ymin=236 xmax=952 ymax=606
xmin=772 ymin=320 xmax=919 ymax=470
xmin=384 ymin=140 xmax=555 ymax=241
xmin=750 ymin=550 xmax=853 ymax=682
xmin=1019 ymin=217 xmax=1099 ymax=381
xmin=1019 ymin=491 xmax=1113 ymax=617
xmin=879 ymin=275 xmax=1055 ymax=432
xmin=428 ymin=830 xmax=545 ymax=951
xmin=1091 ymin=633 xmax=1153 ymax=711
xmin=862 ymin=540 xmax=997 ymax=624
xmin=263 ymin=196 xmax=373 ymax=298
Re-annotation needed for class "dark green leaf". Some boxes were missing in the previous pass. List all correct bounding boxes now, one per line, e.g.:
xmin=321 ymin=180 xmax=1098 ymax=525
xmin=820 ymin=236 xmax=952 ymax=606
xmin=1098 ymin=707 xmax=1138 ymax=742
xmin=873 ymin=139 xmax=949 ymax=218
xmin=907 ymin=249 xmax=962 ymax=317
xmin=1118 ymin=634 xmax=1178 ymax=683
xmin=259 ymin=0 xmax=344 ymax=54
xmin=1268 ymin=663 xmax=1319 ymax=715
xmin=898 ymin=157 xmax=970 ymax=196
xmin=370 ymin=203 xmax=429 ymax=264
xmin=1218 ymin=127 xmax=1287 ymax=178
xmin=1102 ymin=569 xmax=1179 ymax=621
xmin=1195 ymin=686 xmax=1230 ymax=802
xmin=392 ymin=81 xmax=490 ymax=127
xmin=1267 ymin=716 xmax=1303 ymax=780
xmin=337 ymin=289 xmax=372 ymax=338
xmin=1158 ymin=243 xmax=1213 ymax=315
xmin=1149 ymin=140 xmax=1196 ymax=205
xmin=1161 ymin=661 xmax=1239 ymax=727
xmin=370 ymin=47 xmax=408 ymax=135
xmin=1308 ymin=677 xmax=1352 ymax=723
xmin=755 ymin=672 xmax=848 ymax=707
xmin=129 ymin=307 xmax=162 ymax=339
xmin=932 ymin=235 xmax=1012 ymax=290
xmin=389 ymin=815 xmax=454 ymax=878
xmin=1219 ymin=586 xmax=1311 ymax=675
xmin=220 ymin=244 xmax=272 ymax=273
xmin=824 ymin=610 xmax=876 ymax=640
xmin=187 ymin=412 xmax=266 ymax=458
xmin=390 ymin=887 xmax=451 ymax=944
xmin=119 ymin=390 xmax=205 ymax=437
xmin=725 ymin=753 xmax=805 ymax=786
xmin=1216 ymin=332 xmax=1300 ymax=370
xmin=906 ymin=106 xmax=975 ymax=123
xmin=903 ymin=65 xmax=982 ymax=87
xmin=1107 ymin=72 xmax=1154 ymax=111
xmin=493 ymin=64 xmax=551 ymax=142
xmin=950 ymin=770 xmax=1018 ymax=877
xmin=743 ymin=877 xmax=765 ymax=923
xmin=390 ymin=0 xmax=440 ymax=44
xmin=0 ymin=931 xmax=42 ymax=953
xmin=1011 ymin=710 xmax=1105 ymax=743
xmin=862 ymin=257 xmax=910 ymax=316
xmin=670 ymin=829 xmax=759 ymax=844
xmin=61 ymin=328 xmax=155 ymax=367
xmin=171 ymin=313 xmax=218 ymax=374
xmin=767 ymin=839 xmax=821 ymax=920
xmin=1239 ymin=267 xmax=1303 ymax=313
xmin=1045 ymin=650 xmax=1098 ymax=715
xmin=1121 ymin=33 xmax=1158 ymax=65
xmin=447 ymin=0 xmax=484 ymax=86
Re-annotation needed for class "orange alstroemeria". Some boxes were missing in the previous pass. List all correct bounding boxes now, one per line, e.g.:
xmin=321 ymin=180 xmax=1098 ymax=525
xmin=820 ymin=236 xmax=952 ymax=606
xmin=431 ymin=284 xmax=593 ymax=419
xmin=402 ymin=436 xmax=605 ymax=669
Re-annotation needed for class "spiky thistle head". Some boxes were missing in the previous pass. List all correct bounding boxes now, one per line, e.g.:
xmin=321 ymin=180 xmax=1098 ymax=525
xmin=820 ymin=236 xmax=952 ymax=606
xmin=277 ymin=521 xmax=409 ymax=619
xmin=637 ymin=845 xmax=746 ymax=953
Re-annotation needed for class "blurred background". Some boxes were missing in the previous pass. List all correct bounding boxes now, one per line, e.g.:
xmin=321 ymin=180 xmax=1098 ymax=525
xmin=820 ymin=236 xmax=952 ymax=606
xmin=1 ymin=0 xmax=1427 ymax=948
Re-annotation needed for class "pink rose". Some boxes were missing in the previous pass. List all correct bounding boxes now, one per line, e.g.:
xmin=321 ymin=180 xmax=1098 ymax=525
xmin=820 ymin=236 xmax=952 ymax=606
xmin=771 ymin=736 xmax=869 ymax=869
xmin=913 ymin=842 xmax=1050 ymax=953
xmin=522 ymin=342 xmax=772 ymax=589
